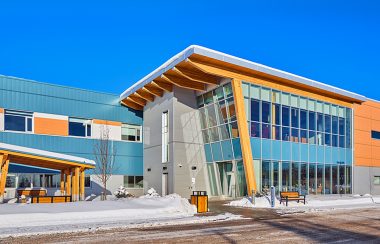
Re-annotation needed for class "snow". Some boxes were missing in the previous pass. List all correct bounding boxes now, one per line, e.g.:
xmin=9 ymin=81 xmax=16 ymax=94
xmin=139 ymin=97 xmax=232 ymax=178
xmin=0 ymin=142 xmax=95 ymax=166
xmin=226 ymin=195 xmax=380 ymax=210
xmin=1 ymin=194 xmax=246 ymax=238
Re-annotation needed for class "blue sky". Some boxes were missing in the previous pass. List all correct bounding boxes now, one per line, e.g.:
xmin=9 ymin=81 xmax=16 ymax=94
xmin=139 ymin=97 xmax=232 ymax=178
xmin=0 ymin=1 xmax=379 ymax=99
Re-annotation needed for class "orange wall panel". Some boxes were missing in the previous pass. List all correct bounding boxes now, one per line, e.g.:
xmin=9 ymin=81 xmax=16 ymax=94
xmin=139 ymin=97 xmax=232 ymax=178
xmin=34 ymin=117 xmax=68 ymax=136
xmin=354 ymin=100 xmax=380 ymax=167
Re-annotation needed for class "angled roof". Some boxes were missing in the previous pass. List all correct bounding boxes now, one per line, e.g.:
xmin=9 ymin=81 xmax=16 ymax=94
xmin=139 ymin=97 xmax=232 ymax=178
xmin=120 ymin=45 xmax=367 ymax=103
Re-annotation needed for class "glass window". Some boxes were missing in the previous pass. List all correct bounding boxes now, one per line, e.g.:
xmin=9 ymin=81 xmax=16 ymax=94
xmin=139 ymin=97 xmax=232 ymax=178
xmin=309 ymin=164 xmax=316 ymax=194
xmin=317 ymin=164 xmax=323 ymax=194
xmin=339 ymin=118 xmax=345 ymax=135
xmin=272 ymin=125 xmax=281 ymax=140
xmin=324 ymin=103 xmax=330 ymax=115
xmin=325 ymin=115 xmax=331 ymax=133
xmin=325 ymin=133 xmax=331 ymax=146
xmin=317 ymin=113 xmax=324 ymax=132
xmin=308 ymin=99 xmax=316 ymax=111
xmin=196 ymin=96 xmax=204 ymax=108
xmin=251 ymin=122 xmax=260 ymax=138
xmin=374 ymin=176 xmax=380 ymax=185
xmin=317 ymin=132 xmax=323 ymax=145
xmin=332 ymin=116 xmax=338 ymax=134
xmin=5 ymin=175 xmax=16 ymax=188
xmin=162 ymin=112 xmax=169 ymax=162
xmin=324 ymin=165 xmax=331 ymax=194
xmin=300 ymin=163 xmax=307 ymax=195
xmin=300 ymin=97 xmax=307 ymax=110
xmin=242 ymin=82 xmax=250 ymax=97
xmin=219 ymin=124 xmax=230 ymax=140
xmin=309 ymin=111 xmax=316 ymax=131
xmin=123 ymin=176 xmax=143 ymax=188
xmin=282 ymin=106 xmax=290 ymax=126
xmin=300 ymin=110 xmax=307 ymax=129
xmin=262 ymin=124 xmax=271 ymax=139
xmin=272 ymin=90 xmax=280 ymax=103
xmin=262 ymin=101 xmax=271 ymax=123
xmin=281 ymin=92 xmax=290 ymax=106
xmin=230 ymin=122 xmax=239 ymax=138
xmin=291 ymin=128 xmax=299 ymax=142
xmin=282 ymin=162 xmax=291 ymax=191
xmin=291 ymin=108 xmax=299 ymax=128
xmin=199 ymin=108 xmax=208 ymax=129
xmin=300 ymin=130 xmax=307 ymax=143
xmin=339 ymin=135 xmax=345 ymax=148
xmin=273 ymin=104 xmax=280 ymax=125
xmin=372 ymin=131 xmax=380 ymax=140
xmin=203 ymin=91 xmax=213 ymax=105
xmin=331 ymin=105 xmax=338 ymax=116
xmin=346 ymin=108 xmax=352 ymax=148
xmin=250 ymin=85 xmax=260 ymax=99
xmin=261 ymin=161 xmax=270 ymax=192
xmin=202 ymin=130 xmax=210 ymax=143
xmin=316 ymin=101 xmax=323 ymax=113
xmin=84 ymin=175 xmax=91 ymax=187
xmin=282 ymin=127 xmax=290 ymax=141
xmin=206 ymin=105 xmax=217 ymax=127
xmin=261 ymin=88 xmax=270 ymax=102
xmin=290 ymin=162 xmax=299 ymax=192
xmin=227 ymin=98 xmax=236 ymax=121
xmin=69 ymin=118 xmax=91 ymax=137
xmin=4 ymin=110 xmax=33 ymax=132
xmin=309 ymin=131 xmax=316 ymax=144
xmin=122 ymin=124 xmax=142 ymax=142
xmin=223 ymin=83 xmax=233 ymax=98
xmin=250 ymin=100 xmax=260 ymax=122
xmin=332 ymin=135 xmax=338 ymax=147
xmin=291 ymin=95 xmax=298 ymax=107
xmin=339 ymin=107 xmax=345 ymax=118
xmin=209 ymin=127 xmax=220 ymax=142
xmin=213 ymin=87 xmax=224 ymax=101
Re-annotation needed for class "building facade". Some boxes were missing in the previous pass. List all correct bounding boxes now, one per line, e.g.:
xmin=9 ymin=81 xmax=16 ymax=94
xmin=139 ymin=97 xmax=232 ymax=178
xmin=1 ymin=75 xmax=144 ymax=199
xmin=2 ymin=45 xmax=380 ymax=200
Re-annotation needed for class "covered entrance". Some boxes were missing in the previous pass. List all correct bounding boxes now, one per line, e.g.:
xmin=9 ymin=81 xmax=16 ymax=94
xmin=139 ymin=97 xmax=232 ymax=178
xmin=0 ymin=143 xmax=95 ymax=203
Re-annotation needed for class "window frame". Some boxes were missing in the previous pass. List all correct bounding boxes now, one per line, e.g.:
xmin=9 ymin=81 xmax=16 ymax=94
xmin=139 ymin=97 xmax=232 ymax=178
xmin=4 ymin=109 xmax=34 ymax=133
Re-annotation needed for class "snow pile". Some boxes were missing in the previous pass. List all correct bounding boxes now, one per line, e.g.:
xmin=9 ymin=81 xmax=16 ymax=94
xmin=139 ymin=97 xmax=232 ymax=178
xmin=227 ymin=198 xmax=255 ymax=208
xmin=140 ymin=188 xmax=160 ymax=198
xmin=0 ymin=194 xmax=197 ymax=237
xmin=114 ymin=186 xmax=134 ymax=198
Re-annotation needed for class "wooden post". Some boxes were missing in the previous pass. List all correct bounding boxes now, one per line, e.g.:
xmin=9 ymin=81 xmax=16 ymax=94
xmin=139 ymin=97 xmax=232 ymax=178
xmin=0 ymin=154 xmax=10 ymax=203
xmin=60 ymin=170 xmax=65 ymax=195
xmin=66 ymin=169 xmax=72 ymax=196
xmin=73 ymin=167 xmax=80 ymax=201
xmin=80 ymin=168 xmax=85 ymax=201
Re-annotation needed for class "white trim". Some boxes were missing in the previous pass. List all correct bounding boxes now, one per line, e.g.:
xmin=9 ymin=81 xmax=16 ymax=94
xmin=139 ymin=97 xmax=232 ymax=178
xmin=34 ymin=112 xmax=68 ymax=120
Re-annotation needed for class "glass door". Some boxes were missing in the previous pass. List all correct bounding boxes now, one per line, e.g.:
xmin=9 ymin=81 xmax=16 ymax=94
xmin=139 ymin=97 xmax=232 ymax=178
xmin=217 ymin=161 xmax=235 ymax=197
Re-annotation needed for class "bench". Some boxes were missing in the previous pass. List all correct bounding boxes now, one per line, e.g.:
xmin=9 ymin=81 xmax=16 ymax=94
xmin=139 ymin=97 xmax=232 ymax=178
xmin=280 ymin=191 xmax=306 ymax=206
xmin=30 ymin=195 xmax=72 ymax=204
xmin=17 ymin=188 xmax=47 ymax=197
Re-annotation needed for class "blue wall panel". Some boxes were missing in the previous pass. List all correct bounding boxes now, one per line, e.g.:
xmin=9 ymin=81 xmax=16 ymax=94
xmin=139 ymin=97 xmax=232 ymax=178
xmin=282 ymin=142 xmax=291 ymax=161
xmin=272 ymin=140 xmax=281 ymax=160
xmin=221 ymin=140 xmax=234 ymax=160
xmin=262 ymin=139 xmax=271 ymax=159
xmin=250 ymin=138 xmax=261 ymax=159
xmin=211 ymin=142 xmax=223 ymax=161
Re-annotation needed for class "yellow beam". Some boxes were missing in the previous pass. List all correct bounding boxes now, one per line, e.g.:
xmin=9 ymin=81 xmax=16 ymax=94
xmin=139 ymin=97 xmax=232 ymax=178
xmin=231 ymin=79 xmax=257 ymax=193
xmin=161 ymin=74 xmax=205 ymax=91
xmin=73 ymin=167 xmax=80 ymax=201
xmin=0 ymin=156 xmax=10 ymax=201
xmin=80 ymin=169 xmax=85 ymax=201
xmin=66 ymin=169 xmax=72 ymax=196
xmin=121 ymin=99 xmax=143 ymax=111
xmin=152 ymin=80 xmax=173 ymax=92
xmin=60 ymin=170 xmax=65 ymax=195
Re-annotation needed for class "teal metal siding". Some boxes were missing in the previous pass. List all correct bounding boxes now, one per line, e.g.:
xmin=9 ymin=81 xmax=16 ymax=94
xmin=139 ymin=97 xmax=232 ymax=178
xmin=0 ymin=75 xmax=142 ymax=124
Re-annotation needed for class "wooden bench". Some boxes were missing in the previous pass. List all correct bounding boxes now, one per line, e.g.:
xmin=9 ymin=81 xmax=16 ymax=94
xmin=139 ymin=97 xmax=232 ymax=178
xmin=17 ymin=189 xmax=47 ymax=197
xmin=280 ymin=191 xmax=306 ymax=206
xmin=31 ymin=195 xmax=72 ymax=204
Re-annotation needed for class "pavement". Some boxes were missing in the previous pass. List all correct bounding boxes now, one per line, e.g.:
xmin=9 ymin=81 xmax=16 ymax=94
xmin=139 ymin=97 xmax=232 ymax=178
xmin=1 ymin=199 xmax=380 ymax=243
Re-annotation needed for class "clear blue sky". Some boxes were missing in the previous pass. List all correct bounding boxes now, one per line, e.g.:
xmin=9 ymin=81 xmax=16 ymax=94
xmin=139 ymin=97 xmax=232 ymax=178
xmin=0 ymin=1 xmax=379 ymax=99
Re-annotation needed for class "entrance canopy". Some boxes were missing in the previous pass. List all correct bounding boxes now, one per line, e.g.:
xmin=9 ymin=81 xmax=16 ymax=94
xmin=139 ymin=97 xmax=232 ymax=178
xmin=0 ymin=142 xmax=95 ymax=202
xmin=0 ymin=143 xmax=95 ymax=171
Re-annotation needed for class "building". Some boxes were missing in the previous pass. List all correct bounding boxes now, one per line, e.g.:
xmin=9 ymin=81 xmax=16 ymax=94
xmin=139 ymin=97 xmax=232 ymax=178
xmin=1 ymin=45 xmax=380 ymax=200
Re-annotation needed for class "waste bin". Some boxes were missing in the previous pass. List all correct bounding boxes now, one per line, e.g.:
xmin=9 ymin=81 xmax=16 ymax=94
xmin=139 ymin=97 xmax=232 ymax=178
xmin=190 ymin=191 xmax=208 ymax=213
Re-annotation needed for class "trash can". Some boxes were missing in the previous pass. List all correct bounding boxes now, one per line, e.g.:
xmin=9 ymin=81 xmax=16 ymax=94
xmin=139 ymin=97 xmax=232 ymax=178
xmin=190 ymin=191 xmax=208 ymax=213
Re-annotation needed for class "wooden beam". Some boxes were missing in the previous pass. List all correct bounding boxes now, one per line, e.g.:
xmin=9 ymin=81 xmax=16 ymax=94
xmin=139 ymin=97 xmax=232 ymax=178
xmin=0 ymin=156 xmax=10 ymax=202
xmin=171 ymin=67 xmax=219 ymax=85
xmin=80 ymin=168 xmax=85 ymax=201
xmin=73 ymin=167 xmax=80 ymax=201
xmin=231 ymin=79 xmax=257 ymax=194
xmin=121 ymin=98 xmax=144 ymax=111
xmin=60 ymin=170 xmax=65 ymax=195
xmin=161 ymin=74 xmax=205 ymax=91
xmin=135 ymin=89 xmax=154 ymax=102
xmin=129 ymin=94 xmax=146 ymax=107
xmin=143 ymin=85 xmax=163 ymax=97
xmin=152 ymin=80 xmax=173 ymax=92
xmin=66 ymin=169 xmax=72 ymax=196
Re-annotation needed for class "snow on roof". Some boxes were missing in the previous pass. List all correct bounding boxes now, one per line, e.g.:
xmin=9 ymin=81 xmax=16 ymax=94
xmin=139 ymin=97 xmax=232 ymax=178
xmin=0 ymin=142 xmax=96 ymax=166
xmin=120 ymin=45 xmax=367 ymax=102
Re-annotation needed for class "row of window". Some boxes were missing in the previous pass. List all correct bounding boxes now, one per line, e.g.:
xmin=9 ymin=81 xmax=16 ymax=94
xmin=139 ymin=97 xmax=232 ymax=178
xmin=3 ymin=109 xmax=142 ymax=142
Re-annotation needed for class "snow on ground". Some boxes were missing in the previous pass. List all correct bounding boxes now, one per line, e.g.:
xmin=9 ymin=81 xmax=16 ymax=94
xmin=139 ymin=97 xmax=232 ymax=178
xmin=226 ymin=194 xmax=380 ymax=211
xmin=0 ymin=194 xmax=243 ymax=238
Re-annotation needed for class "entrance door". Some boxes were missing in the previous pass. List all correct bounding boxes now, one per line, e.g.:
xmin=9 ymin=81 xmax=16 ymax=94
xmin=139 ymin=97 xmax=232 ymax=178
xmin=217 ymin=161 xmax=235 ymax=197
xmin=162 ymin=173 xmax=168 ymax=196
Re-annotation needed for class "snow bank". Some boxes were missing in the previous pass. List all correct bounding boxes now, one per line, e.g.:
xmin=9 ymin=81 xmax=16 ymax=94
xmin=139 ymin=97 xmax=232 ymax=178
xmin=0 ymin=194 xmax=196 ymax=237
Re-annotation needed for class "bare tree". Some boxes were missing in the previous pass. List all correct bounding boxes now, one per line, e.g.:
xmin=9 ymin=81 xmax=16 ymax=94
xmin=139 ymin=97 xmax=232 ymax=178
xmin=93 ymin=126 xmax=116 ymax=200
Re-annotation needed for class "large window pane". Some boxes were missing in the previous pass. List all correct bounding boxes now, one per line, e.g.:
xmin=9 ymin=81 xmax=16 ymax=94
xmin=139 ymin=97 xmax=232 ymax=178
xmin=309 ymin=111 xmax=316 ymax=130
xmin=223 ymin=83 xmax=233 ymax=98
xmin=230 ymin=122 xmax=239 ymax=138
xmin=309 ymin=164 xmax=316 ymax=194
xmin=273 ymin=104 xmax=280 ymax=125
xmin=300 ymin=163 xmax=308 ymax=195
xmin=332 ymin=165 xmax=338 ymax=194
xmin=219 ymin=124 xmax=230 ymax=140
xmin=5 ymin=115 xmax=26 ymax=132
xmin=300 ymin=110 xmax=307 ymax=129
xmin=300 ymin=130 xmax=307 ymax=143
xmin=262 ymin=161 xmax=270 ymax=192
xmin=325 ymin=133 xmax=331 ymax=146
xmin=291 ymin=162 xmax=299 ymax=192
xmin=282 ymin=162 xmax=291 ymax=191
xmin=282 ymin=106 xmax=290 ymax=126
xmin=324 ymin=115 xmax=331 ymax=133
xmin=339 ymin=165 xmax=345 ymax=194
xmin=291 ymin=128 xmax=299 ymax=143
xmin=317 ymin=164 xmax=323 ymax=194
xmin=206 ymin=105 xmax=217 ymax=127
xmin=251 ymin=122 xmax=260 ymax=138
xmin=332 ymin=116 xmax=338 ymax=134
xmin=227 ymin=98 xmax=236 ymax=121
xmin=273 ymin=161 xmax=280 ymax=193
xmin=291 ymin=108 xmax=299 ymax=128
xmin=209 ymin=127 xmax=220 ymax=142
xmin=199 ymin=108 xmax=208 ymax=129
xmin=324 ymin=165 xmax=331 ymax=194
xmin=262 ymin=123 xmax=271 ymax=139
xmin=282 ymin=127 xmax=290 ymax=141
xmin=339 ymin=118 xmax=345 ymax=135
xmin=202 ymin=130 xmax=210 ymax=143
xmin=250 ymin=100 xmax=260 ymax=122
xmin=317 ymin=113 xmax=324 ymax=132
xmin=213 ymin=87 xmax=224 ymax=101
xmin=272 ymin=125 xmax=281 ymax=140
xmin=203 ymin=91 xmax=213 ymax=105
xmin=261 ymin=88 xmax=270 ymax=102
xmin=309 ymin=131 xmax=316 ymax=144
xmin=262 ymin=101 xmax=271 ymax=123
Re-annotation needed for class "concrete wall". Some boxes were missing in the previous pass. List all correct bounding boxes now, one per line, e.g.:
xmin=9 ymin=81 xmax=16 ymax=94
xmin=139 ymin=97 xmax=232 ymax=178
xmin=353 ymin=166 xmax=380 ymax=195
xmin=143 ymin=87 xmax=209 ymax=198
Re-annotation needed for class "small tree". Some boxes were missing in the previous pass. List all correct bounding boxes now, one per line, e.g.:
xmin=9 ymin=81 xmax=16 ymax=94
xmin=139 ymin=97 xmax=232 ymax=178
xmin=93 ymin=127 xmax=116 ymax=200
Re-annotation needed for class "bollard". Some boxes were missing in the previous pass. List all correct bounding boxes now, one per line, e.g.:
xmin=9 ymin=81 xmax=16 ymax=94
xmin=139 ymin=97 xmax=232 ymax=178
xmin=270 ymin=186 xmax=275 ymax=208
xmin=252 ymin=190 xmax=256 ymax=205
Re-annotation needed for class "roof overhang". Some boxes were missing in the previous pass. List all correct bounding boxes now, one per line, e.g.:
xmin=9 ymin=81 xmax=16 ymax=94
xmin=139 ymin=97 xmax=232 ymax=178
xmin=120 ymin=45 xmax=367 ymax=110
xmin=0 ymin=143 xmax=95 ymax=171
